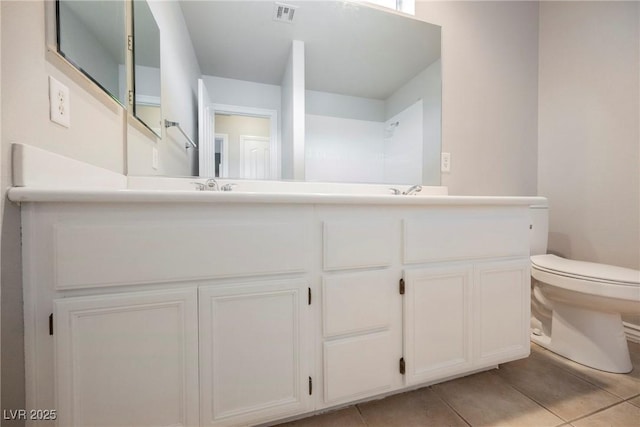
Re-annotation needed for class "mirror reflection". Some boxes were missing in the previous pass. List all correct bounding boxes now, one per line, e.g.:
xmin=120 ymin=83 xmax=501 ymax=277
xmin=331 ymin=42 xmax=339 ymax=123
xmin=133 ymin=0 xmax=162 ymax=136
xmin=57 ymin=0 xmax=126 ymax=105
xmin=182 ymin=0 xmax=441 ymax=185
xmin=215 ymin=113 xmax=273 ymax=179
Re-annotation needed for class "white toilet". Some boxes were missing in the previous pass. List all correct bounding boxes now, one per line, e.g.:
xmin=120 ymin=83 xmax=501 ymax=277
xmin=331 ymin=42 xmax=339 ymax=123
xmin=529 ymin=205 xmax=640 ymax=373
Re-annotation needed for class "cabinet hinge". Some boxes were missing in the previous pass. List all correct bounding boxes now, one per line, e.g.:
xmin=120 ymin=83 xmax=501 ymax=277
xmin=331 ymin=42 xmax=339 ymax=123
xmin=308 ymin=376 xmax=313 ymax=395
xmin=308 ymin=287 xmax=312 ymax=305
xmin=399 ymin=357 xmax=405 ymax=375
xmin=49 ymin=313 xmax=54 ymax=336
xmin=399 ymin=278 xmax=405 ymax=295
xmin=128 ymin=91 xmax=134 ymax=105
xmin=127 ymin=35 xmax=133 ymax=51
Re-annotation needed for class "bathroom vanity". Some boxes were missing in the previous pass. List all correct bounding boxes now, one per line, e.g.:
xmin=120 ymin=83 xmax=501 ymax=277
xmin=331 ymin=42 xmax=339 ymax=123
xmin=12 ymin=190 xmax=543 ymax=427
xmin=9 ymin=143 xmax=546 ymax=427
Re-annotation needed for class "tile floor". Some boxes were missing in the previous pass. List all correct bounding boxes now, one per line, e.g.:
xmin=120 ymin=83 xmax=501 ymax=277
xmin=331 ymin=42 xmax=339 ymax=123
xmin=277 ymin=341 xmax=640 ymax=427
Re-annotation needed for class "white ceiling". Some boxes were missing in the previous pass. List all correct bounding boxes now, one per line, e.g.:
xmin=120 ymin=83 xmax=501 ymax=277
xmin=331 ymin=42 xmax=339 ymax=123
xmin=180 ymin=1 xmax=441 ymax=100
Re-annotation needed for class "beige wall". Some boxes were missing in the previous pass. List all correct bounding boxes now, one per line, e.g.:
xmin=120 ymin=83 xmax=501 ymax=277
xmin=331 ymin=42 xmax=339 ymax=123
xmin=538 ymin=1 xmax=640 ymax=270
xmin=1 ymin=1 xmax=124 ymax=420
xmin=416 ymin=1 xmax=540 ymax=196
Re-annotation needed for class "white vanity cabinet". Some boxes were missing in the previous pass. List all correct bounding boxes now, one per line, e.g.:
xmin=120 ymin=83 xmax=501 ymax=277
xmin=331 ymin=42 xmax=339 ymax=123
xmin=54 ymin=288 xmax=200 ymax=427
xmin=401 ymin=207 xmax=532 ymax=385
xmin=402 ymin=259 xmax=531 ymax=385
xmin=21 ymin=202 xmax=316 ymax=427
xmin=17 ymin=196 xmax=539 ymax=427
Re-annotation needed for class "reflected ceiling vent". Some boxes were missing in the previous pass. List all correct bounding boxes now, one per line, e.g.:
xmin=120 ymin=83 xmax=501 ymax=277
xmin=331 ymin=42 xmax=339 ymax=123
xmin=273 ymin=2 xmax=297 ymax=23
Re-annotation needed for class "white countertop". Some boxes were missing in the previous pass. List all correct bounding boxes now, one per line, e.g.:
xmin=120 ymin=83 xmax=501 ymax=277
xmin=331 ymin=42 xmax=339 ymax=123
xmin=9 ymin=143 xmax=548 ymax=207
xmin=7 ymin=187 xmax=547 ymax=206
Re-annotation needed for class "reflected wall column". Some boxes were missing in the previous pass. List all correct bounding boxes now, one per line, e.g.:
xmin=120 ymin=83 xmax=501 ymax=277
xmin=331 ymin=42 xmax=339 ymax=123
xmin=281 ymin=40 xmax=305 ymax=180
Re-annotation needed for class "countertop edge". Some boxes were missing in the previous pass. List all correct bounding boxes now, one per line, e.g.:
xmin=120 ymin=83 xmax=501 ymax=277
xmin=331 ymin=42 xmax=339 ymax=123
xmin=7 ymin=187 xmax=547 ymax=207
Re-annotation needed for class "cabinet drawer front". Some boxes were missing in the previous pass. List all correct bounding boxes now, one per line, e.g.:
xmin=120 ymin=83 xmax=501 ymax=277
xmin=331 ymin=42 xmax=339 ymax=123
xmin=403 ymin=208 xmax=530 ymax=264
xmin=323 ymin=270 xmax=396 ymax=338
xmin=324 ymin=332 xmax=396 ymax=404
xmin=53 ymin=220 xmax=310 ymax=289
xmin=323 ymin=220 xmax=394 ymax=270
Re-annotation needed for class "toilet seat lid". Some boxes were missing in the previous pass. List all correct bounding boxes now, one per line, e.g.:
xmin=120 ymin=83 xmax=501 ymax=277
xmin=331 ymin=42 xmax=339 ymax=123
xmin=531 ymin=254 xmax=640 ymax=286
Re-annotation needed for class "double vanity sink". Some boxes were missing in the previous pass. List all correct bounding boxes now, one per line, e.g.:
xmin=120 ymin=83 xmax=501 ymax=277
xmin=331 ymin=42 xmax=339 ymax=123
xmin=10 ymin=144 xmax=545 ymax=426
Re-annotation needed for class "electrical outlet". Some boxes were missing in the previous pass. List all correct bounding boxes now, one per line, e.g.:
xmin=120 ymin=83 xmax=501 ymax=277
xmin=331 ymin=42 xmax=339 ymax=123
xmin=152 ymin=147 xmax=159 ymax=170
xmin=49 ymin=76 xmax=70 ymax=128
xmin=441 ymin=152 xmax=451 ymax=173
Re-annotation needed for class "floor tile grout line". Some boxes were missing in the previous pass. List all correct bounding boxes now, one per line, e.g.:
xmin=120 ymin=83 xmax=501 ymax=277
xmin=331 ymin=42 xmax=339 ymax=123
xmin=564 ymin=399 xmax=632 ymax=425
xmin=530 ymin=345 xmax=640 ymax=400
xmin=528 ymin=350 xmax=635 ymax=401
xmin=353 ymin=403 xmax=368 ymax=426
xmin=427 ymin=385 xmax=473 ymax=426
xmin=486 ymin=368 xmax=571 ymax=423
xmin=624 ymin=392 xmax=640 ymax=400
xmin=489 ymin=370 xmax=569 ymax=424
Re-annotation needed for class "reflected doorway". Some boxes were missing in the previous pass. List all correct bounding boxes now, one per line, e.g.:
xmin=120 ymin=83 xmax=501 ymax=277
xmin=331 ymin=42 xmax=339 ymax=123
xmin=214 ymin=114 xmax=272 ymax=179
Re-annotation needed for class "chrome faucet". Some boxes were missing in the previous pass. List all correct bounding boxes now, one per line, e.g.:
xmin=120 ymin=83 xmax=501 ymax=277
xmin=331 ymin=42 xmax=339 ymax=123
xmin=204 ymin=178 xmax=218 ymax=191
xmin=220 ymin=183 xmax=236 ymax=192
xmin=192 ymin=178 xmax=218 ymax=191
xmin=403 ymin=185 xmax=422 ymax=195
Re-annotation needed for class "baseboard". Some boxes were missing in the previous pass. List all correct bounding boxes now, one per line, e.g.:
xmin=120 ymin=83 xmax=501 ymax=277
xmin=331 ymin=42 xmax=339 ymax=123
xmin=623 ymin=321 xmax=640 ymax=343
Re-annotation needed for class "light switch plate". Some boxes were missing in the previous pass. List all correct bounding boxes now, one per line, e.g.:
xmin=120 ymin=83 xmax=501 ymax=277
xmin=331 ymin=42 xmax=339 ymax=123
xmin=441 ymin=152 xmax=451 ymax=173
xmin=49 ymin=76 xmax=70 ymax=128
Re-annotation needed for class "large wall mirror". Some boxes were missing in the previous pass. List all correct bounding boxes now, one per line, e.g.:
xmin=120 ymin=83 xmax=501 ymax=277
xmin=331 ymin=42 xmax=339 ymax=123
xmin=56 ymin=1 xmax=441 ymax=186
xmin=181 ymin=0 xmax=441 ymax=185
xmin=57 ymin=0 xmax=127 ymax=105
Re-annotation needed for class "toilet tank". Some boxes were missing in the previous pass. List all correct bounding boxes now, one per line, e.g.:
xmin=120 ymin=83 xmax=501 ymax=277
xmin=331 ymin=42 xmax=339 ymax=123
xmin=529 ymin=205 xmax=549 ymax=256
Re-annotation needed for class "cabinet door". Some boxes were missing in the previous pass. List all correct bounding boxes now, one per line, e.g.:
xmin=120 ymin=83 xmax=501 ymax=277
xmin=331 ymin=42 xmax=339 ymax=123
xmin=54 ymin=288 xmax=199 ymax=427
xmin=474 ymin=259 xmax=531 ymax=367
xmin=403 ymin=265 xmax=473 ymax=385
xmin=199 ymin=279 xmax=311 ymax=426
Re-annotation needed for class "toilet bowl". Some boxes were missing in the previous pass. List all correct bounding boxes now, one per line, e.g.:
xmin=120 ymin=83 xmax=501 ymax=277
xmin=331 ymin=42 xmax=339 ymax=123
xmin=529 ymin=206 xmax=640 ymax=373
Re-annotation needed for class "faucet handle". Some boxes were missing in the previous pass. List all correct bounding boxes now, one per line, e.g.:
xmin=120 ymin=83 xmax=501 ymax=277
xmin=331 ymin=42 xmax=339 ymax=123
xmin=403 ymin=185 xmax=422 ymax=195
xmin=221 ymin=183 xmax=237 ymax=192
xmin=191 ymin=182 xmax=206 ymax=191
xmin=389 ymin=188 xmax=401 ymax=195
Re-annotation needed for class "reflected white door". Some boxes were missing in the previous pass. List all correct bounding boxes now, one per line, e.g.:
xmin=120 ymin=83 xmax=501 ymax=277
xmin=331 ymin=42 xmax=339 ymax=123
xmin=240 ymin=135 xmax=271 ymax=179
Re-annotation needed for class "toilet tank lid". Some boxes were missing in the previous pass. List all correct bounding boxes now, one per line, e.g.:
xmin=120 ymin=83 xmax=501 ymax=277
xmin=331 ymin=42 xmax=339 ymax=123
xmin=531 ymin=254 xmax=640 ymax=285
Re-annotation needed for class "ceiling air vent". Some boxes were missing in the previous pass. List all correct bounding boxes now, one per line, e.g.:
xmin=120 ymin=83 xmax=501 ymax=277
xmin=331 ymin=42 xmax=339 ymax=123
xmin=273 ymin=2 xmax=297 ymax=23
